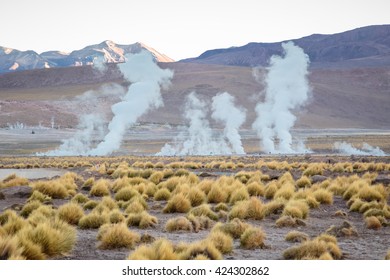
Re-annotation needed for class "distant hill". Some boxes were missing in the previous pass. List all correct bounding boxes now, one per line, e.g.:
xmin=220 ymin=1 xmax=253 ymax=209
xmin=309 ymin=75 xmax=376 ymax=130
xmin=0 ymin=41 xmax=174 ymax=74
xmin=182 ymin=25 xmax=390 ymax=68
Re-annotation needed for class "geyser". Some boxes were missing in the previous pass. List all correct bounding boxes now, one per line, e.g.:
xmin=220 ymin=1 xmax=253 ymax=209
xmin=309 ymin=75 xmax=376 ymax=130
xmin=252 ymin=41 xmax=311 ymax=154
xmin=157 ymin=92 xmax=246 ymax=156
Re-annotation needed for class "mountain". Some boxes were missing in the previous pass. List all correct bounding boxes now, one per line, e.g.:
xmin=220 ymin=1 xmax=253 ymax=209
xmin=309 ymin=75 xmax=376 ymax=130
xmin=0 ymin=41 xmax=174 ymax=74
xmin=182 ymin=25 xmax=390 ymax=68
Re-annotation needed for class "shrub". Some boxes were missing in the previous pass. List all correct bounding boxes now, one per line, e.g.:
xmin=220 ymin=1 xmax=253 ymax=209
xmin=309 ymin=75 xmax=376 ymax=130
xmin=282 ymin=200 xmax=309 ymax=219
xmin=127 ymin=211 xmax=158 ymax=229
xmin=58 ymin=203 xmax=84 ymax=225
xmin=212 ymin=218 xmax=251 ymax=239
xmin=114 ymin=187 xmax=139 ymax=201
xmin=312 ymin=189 xmax=333 ymax=204
xmin=189 ymin=204 xmax=218 ymax=220
xmin=71 ymin=193 xmax=89 ymax=204
xmin=83 ymin=200 xmax=98 ymax=210
xmin=274 ymin=182 xmax=295 ymax=200
xmin=285 ymin=231 xmax=309 ymax=243
xmin=109 ymin=209 xmax=125 ymax=224
xmin=263 ymin=198 xmax=286 ymax=217
xmin=98 ymin=223 xmax=140 ymax=249
xmin=229 ymin=186 xmax=250 ymax=205
xmin=283 ymin=238 xmax=342 ymax=260
xmin=33 ymin=180 xmax=68 ymax=199
xmin=163 ymin=193 xmax=191 ymax=213
xmin=207 ymin=184 xmax=228 ymax=203
xmin=188 ymin=187 xmax=206 ymax=207
xmin=78 ymin=213 xmax=108 ymax=229
xmin=246 ymin=182 xmax=265 ymax=196
xmin=90 ymin=179 xmax=110 ymax=197
xmin=207 ymin=231 xmax=233 ymax=254
xmin=298 ymin=176 xmax=312 ymax=188
xmin=365 ymin=216 xmax=382 ymax=230
xmin=20 ymin=201 xmax=42 ymax=218
xmin=275 ymin=216 xmax=306 ymax=228
xmin=264 ymin=182 xmax=278 ymax=199
xmin=128 ymin=239 xmax=178 ymax=260
xmin=28 ymin=190 xmax=51 ymax=203
xmin=179 ymin=240 xmax=222 ymax=260
xmin=240 ymin=227 xmax=266 ymax=249
xmin=165 ymin=216 xmax=193 ymax=232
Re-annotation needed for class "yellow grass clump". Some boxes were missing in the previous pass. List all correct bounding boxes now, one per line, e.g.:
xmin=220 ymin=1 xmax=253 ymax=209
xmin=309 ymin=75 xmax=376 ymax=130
xmin=296 ymin=176 xmax=312 ymax=188
xmin=1 ymin=174 xmax=29 ymax=188
xmin=212 ymin=218 xmax=251 ymax=239
xmin=229 ymin=186 xmax=250 ymax=205
xmin=71 ymin=193 xmax=89 ymax=204
xmin=163 ymin=193 xmax=191 ymax=213
xmin=128 ymin=239 xmax=178 ymax=260
xmin=285 ymin=231 xmax=309 ymax=243
xmin=275 ymin=215 xmax=306 ymax=228
xmin=263 ymin=198 xmax=287 ymax=216
xmin=207 ymin=183 xmax=229 ymax=203
xmin=188 ymin=187 xmax=206 ymax=207
xmin=78 ymin=213 xmax=108 ymax=229
xmin=32 ymin=180 xmax=68 ymax=199
xmin=165 ymin=216 xmax=193 ymax=232
xmin=114 ymin=186 xmax=139 ymax=201
xmin=240 ymin=226 xmax=266 ymax=249
xmin=312 ymin=189 xmax=334 ymax=204
xmin=57 ymin=202 xmax=84 ymax=225
xmin=20 ymin=201 xmax=42 ymax=218
xmin=127 ymin=211 xmax=158 ymax=229
xmin=246 ymin=181 xmax=265 ymax=197
xmin=153 ymin=188 xmax=171 ymax=201
xmin=178 ymin=240 xmax=222 ymax=260
xmin=264 ymin=182 xmax=279 ymax=199
xmin=189 ymin=204 xmax=219 ymax=220
xmin=207 ymin=230 xmax=233 ymax=254
xmin=98 ymin=223 xmax=140 ymax=249
xmin=89 ymin=179 xmax=110 ymax=197
xmin=282 ymin=199 xmax=309 ymax=219
xmin=274 ymin=182 xmax=295 ymax=200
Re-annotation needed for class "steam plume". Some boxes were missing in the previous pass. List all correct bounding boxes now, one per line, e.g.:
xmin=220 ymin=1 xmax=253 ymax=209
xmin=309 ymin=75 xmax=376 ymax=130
xmin=252 ymin=41 xmax=310 ymax=153
xmin=211 ymin=92 xmax=246 ymax=154
xmin=157 ymin=92 xmax=245 ymax=156
xmin=334 ymin=142 xmax=386 ymax=156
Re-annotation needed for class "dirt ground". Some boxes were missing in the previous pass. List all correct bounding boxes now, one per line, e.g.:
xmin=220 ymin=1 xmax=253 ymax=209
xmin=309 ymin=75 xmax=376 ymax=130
xmin=1 ymin=155 xmax=389 ymax=260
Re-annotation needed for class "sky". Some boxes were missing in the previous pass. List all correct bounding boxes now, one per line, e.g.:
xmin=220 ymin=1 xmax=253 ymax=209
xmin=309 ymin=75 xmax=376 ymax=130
xmin=2 ymin=0 xmax=389 ymax=60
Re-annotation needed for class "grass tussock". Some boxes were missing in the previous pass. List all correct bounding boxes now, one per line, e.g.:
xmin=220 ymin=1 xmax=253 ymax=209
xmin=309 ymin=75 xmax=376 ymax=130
xmin=20 ymin=201 xmax=42 ymax=218
xmin=153 ymin=188 xmax=171 ymax=201
xmin=312 ymin=189 xmax=334 ymax=205
xmin=240 ymin=227 xmax=266 ymax=249
xmin=98 ymin=223 xmax=140 ymax=249
xmin=282 ymin=199 xmax=309 ymax=219
xmin=275 ymin=215 xmax=306 ymax=228
xmin=263 ymin=198 xmax=286 ymax=216
xmin=189 ymin=204 xmax=218 ymax=220
xmin=274 ymin=182 xmax=295 ymax=200
xmin=89 ymin=179 xmax=110 ymax=197
xmin=78 ymin=213 xmax=108 ymax=229
xmin=114 ymin=186 xmax=139 ymax=201
xmin=1 ymin=174 xmax=29 ymax=188
xmin=163 ymin=193 xmax=191 ymax=213
xmin=212 ymin=218 xmax=251 ymax=239
xmin=28 ymin=190 xmax=52 ymax=203
xmin=296 ymin=176 xmax=312 ymax=188
xmin=126 ymin=211 xmax=158 ymax=229
xmin=128 ymin=239 xmax=178 ymax=260
xmin=188 ymin=187 xmax=206 ymax=207
xmin=283 ymin=236 xmax=342 ymax=260
xmin=165 ymin=216 xmax=193 ymax=232
xmin=285 ymin=231 xmax=309 ymax=243
xmin=178 ymin=240 xmax=222 ymax=260
xmin=71 ymin=193 xmax=89 ymax=204
xmin=207 ymin=230 xmax=233 ymax=254
xmin=246 ymin=181 xmax=265 ymax=197
xmin=229 ymin=185 xmax=249 ymax=205
xmin=57 ymin=202 xmax=84 ymax=225
xmin=32 ymin=180 xmax=68 ymax=199
xmin=207 ymin=184 xmax=228 ymax=203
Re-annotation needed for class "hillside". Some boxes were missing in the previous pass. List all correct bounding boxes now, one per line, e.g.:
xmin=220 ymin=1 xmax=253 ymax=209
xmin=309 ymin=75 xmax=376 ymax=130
xmin=0 ymin=41 xmax=174 ymax=74
xmin=182 ymin=25 xmax=390 ymax=68
xmin=0 ymin=62 xmax=388 ymax=130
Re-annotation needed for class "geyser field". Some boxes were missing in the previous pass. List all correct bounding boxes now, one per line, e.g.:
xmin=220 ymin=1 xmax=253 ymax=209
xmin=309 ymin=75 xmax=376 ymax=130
xmin=0 ymin=44 xmax=389 ymax=260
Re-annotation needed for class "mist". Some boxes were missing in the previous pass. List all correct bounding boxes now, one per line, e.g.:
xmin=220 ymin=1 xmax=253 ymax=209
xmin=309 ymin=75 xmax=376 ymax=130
xmin=252 ymin=41 xmax=311 ymax=154
xmin=157 ymin=92 xmax=245 ymax=156
xmin=211 ymin=92 xmax=246 ymax=154
xmin=334 ymin=141 xmax=386 ymax=156
xmin=89 ymin=51 xmax=173 ymax=155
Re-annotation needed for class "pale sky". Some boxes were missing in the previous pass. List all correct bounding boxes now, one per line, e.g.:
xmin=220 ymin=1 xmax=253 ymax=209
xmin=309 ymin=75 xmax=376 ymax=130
xmin=2 ymin=0 xmax=389 ymax=60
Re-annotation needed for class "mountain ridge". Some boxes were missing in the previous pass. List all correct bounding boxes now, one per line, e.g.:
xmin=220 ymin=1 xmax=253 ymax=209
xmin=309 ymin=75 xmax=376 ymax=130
xmin=0 ymin=41 xmax=174 ymax=74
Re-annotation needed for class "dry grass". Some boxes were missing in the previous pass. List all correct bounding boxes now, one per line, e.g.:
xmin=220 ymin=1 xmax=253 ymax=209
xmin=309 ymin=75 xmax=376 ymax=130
xmin=163 ymin=193 xmax=191 ymax=213
xmin=128 ymin=239 xmax=178 ymax=260
xmin=114 ymin=186 xmax=139 ymax=201
xmin=188 ymin=187 xmax=206 ymax=207
xmin=207 ymin=231 xmax=233 ymax=254
xmin=20 ymin=200 xmax=42 ymax=218
xmin=57 ymin=202 xmax=84 ymax=225
xmin=32 ymin=180 xmax=68 ymax=199
xmin=274 ymin=182 xmax=295 ymax=200
xmin=165 ymin=216 xmax=193 ymax=232
xmin=240 ymin=227 xmax=266 ymax=249
xmin=212 ymin=218 xmax=251 ymax=239
xmin=276 ymin=215 xmax=306 ymax=228
xmin=126 ymin=211 xmax=158 ymax=229
xmin=229 ymin=185 xmax=250 ymax=205
xmin=71 ymin=193 xmax=89 ymax=204
xmin=78 ymin=213 xmax=108 ymax=229
xmin=207 ymin=183 xmax=228 ymax=203
xmin=282 ymin=199 xmax=309 ymax=219
xmin=246 ymin=181 xmax=265 ymax=197
xmin=179 ymin=240 xmax=222 ymax=260
xmin=296 ymin=176 xmax=312 ymax=188
xmin=285 ymin=231 xmax=310 ymax=243
xmin=98 ymin=223 xmax=140 ymax=249
xmin=90 ymin=179 xmax=110 ymax=197
xmin=312 ymin=189 xmax=334 ymax=204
